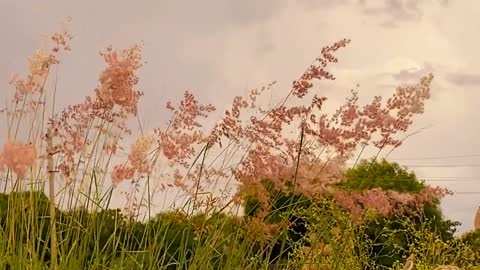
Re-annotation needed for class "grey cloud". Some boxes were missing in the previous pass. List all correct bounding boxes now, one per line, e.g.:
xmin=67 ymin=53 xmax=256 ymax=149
xmin=223 ymin=1 xmax=287 ymax=26
xmin=392 ymin=63 xmax=434 ymax=82
xmin=379 ymin=20 xmax=398 ymax=28
xmin=1 ymin=0 xmax=288 ymax=43
xmin=445 ymin=72 xmax=480 ymax=86
xmin=136 ymin=0 xmax=287 ymax=34
xmin=358 ymin=0 xmax=448 ymax=27
xmin=438 ymin=0 xmax=450 ymax=7
xmin=0 ymin=0 xmax=289 ymax=113
xmin=361 ymin=0 xmax=422 ymax=27
xmin=251 ymin=29 xmax=276 ymax=58
xmin=297 ymin=0 xmax=350 ymax=9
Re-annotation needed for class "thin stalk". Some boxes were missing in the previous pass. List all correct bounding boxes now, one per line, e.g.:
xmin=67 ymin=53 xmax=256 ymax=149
xmin=292 ymin=122 xmax=305 ymax=193
xmin=47 ymin=127 xmax=58 ymax=270
xmin=193 ymin=145 xmax=208 ymax=214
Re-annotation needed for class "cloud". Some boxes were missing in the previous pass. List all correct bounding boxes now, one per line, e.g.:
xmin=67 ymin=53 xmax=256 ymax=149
xmin=438 ymin=0 xmax=450 ymax=7
xmin=358 ymin=0 xmax=448 ymax=27
xmin=297 ymin=0 xmax=350 ymax=9
xmin=391 ymin=62 xmax=435 ymax=82
xmin=445 ymin=72 xmax=480 ymax=86
xmin=360 ymin=0 xmax=422 ymax=24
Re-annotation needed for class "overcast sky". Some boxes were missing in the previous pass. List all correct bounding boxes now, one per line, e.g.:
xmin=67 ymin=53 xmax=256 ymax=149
xmin=2 ymin=0 xmax=480 ymax=234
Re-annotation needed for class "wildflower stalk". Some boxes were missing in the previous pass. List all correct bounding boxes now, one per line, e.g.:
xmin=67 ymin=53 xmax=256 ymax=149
xmin=193 ymin=145 xmax=208 ymax=213
xmin=292 ymin=121 xmax=305 ymax=193
xmin=270 ymin=121 xmax=307 ymax=267
xmin=47 ymin=127 xmax=58 ymax=270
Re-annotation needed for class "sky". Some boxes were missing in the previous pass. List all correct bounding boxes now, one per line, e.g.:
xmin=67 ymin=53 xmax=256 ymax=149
xmin=2 ymin=0 xmax=480 ymax=234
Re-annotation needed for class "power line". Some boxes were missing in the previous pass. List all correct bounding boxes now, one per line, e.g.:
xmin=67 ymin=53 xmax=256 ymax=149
xmin=347 ymin=163 xmax=480 ymax=168
xmin=402 ymin=164 xmax=480 ymax=168
xmin=386 ymin=154 xmax=480 ymax=161
xmin=424 ymin=179 xmax=480 ymax=182
xmin=343 ymin=178 xmax=480 ymax=182
xmin=423 ymin=176 xmax=480 ymax=179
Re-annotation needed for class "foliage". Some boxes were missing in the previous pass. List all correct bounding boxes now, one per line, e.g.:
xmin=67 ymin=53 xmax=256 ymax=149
xmin=400 ymin=217 xmax=478 ymax=269
xmin=286 ymin=198 xmax=373 ymax=270
xmin=339 ymin=159 xmax=459 ymax=268
xmin=461 ymin=229 xmax=480 ymax=254
xmin=242 ymin=159 xmax=460 ymax=269
xmin=339 ymin=159 xmax=425 ymax=193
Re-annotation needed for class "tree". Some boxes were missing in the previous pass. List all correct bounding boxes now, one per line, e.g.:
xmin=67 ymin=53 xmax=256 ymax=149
xmin=338 ymin=159 xmax=458 ymax=267
xmin=243 ymin=159 xmax=458 ymax=268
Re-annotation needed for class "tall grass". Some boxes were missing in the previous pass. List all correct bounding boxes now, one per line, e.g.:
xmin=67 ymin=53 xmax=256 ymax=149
xmin=0 ymin=21 xmax=477 ymax=270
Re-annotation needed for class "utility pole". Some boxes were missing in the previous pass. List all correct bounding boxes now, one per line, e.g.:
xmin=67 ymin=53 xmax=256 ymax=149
xmin=475 ymin=206 xmax=480 ymax=230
